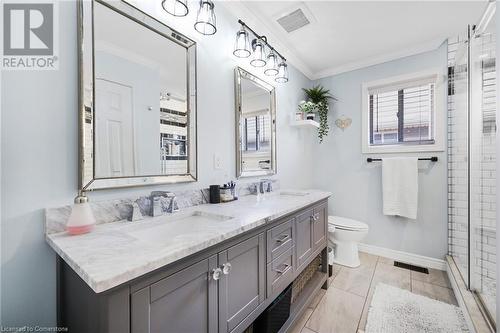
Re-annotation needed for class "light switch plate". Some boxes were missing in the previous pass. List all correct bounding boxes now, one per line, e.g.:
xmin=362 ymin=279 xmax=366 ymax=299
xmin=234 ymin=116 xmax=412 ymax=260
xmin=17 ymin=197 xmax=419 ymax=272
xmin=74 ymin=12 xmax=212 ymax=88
xmin=214 ymin=154 xmax=222 ymax=170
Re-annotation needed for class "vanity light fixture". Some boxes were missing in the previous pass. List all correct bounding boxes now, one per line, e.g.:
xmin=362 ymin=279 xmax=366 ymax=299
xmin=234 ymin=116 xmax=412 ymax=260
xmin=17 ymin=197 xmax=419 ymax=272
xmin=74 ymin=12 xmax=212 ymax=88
xmin=275 ymin=62 xmax=289 ymax=83
xmin=161 ymin=0 xmax=189 ymax=17
xmin=264 ymin=50 xmax=279 ymax=76
xmin=234 ymin=20 xmax=289 ymax=82
xmin=233 ymin=25 xmax=251 ymax=58
xmin=250 ymin=38 xmax=267 ymax=67
xmin=194 ymin=0 xmax=217 ymax=35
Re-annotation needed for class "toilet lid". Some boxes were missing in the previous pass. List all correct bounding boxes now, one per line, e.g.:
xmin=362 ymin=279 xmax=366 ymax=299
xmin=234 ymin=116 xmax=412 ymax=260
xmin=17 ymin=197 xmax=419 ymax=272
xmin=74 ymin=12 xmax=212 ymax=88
xmin=328 ymin=216 xmax=369 ymax=231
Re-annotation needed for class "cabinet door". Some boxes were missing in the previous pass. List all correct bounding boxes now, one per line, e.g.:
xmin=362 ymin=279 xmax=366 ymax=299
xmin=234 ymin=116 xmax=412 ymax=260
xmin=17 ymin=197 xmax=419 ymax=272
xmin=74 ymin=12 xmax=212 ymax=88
xmin=218 ymin=234 xmax=265 ymax=333
xmin=312 ymin=202 xmax=328 ymax=251
xmin=131 ymin=255 xmax=218 ymax=333
xmin=295 ymin=208 xmax=314 ymax=272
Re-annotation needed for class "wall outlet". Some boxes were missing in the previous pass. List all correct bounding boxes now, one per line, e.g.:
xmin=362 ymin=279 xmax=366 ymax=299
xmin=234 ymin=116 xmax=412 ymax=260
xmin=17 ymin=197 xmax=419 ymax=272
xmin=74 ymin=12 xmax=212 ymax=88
xmin=214 ymin=154 xmax=222 ymax=170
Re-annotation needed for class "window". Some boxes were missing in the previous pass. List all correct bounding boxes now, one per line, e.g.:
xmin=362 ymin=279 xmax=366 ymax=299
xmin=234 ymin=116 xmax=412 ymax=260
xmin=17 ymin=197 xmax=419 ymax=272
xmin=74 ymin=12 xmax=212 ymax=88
xmin=241 ymin=113 xmax=271 ymax=152
xmin=362 ymin=70 xmax=444 ymax=153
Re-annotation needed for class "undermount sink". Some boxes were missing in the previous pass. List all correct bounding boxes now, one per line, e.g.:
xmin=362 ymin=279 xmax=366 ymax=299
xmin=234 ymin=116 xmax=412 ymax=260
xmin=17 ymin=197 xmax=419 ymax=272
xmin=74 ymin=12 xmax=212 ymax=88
xmin=130 ymin=211 xmax=234 ymax=243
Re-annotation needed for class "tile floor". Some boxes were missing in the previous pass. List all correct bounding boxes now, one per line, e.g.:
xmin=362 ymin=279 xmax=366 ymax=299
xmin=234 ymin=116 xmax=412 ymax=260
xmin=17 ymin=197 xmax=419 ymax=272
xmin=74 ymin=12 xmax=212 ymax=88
xmin=289 ymin=252 xmax=458 ymax=333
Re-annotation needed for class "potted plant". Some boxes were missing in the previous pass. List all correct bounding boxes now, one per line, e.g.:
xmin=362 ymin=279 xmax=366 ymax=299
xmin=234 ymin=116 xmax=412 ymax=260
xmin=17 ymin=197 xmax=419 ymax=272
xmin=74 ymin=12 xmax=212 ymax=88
xmin=301 ymin=85 xmax=337 ymax=143
xmin=298 ymin=101 xmax=316 ymax=120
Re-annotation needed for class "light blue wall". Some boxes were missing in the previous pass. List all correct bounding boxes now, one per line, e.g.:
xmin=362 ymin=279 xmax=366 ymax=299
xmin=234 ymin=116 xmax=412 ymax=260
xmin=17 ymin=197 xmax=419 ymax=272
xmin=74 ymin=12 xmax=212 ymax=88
xmin=312 ymin=43 xmax=449 ymax=259
xmin=0 ymin=1 xmax=313 ymax=326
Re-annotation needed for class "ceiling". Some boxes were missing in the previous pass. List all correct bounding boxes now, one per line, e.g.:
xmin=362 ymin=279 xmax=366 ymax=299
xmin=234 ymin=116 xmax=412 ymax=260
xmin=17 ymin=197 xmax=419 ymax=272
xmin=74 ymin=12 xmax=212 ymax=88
xmin=223 ymin=1 xmax=489 ymax=80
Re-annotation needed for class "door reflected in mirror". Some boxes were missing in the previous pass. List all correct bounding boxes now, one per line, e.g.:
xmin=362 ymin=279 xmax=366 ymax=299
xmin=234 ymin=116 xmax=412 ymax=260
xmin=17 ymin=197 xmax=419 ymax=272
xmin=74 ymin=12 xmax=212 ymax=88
xmin=235 ymin=68 xmax=276 ymax=178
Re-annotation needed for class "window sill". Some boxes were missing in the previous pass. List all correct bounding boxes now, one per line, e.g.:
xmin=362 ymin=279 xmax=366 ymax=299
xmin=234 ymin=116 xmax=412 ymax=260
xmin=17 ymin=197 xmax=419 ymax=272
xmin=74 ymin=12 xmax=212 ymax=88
xmin=362 ymin=143 xmax=444 ymax=154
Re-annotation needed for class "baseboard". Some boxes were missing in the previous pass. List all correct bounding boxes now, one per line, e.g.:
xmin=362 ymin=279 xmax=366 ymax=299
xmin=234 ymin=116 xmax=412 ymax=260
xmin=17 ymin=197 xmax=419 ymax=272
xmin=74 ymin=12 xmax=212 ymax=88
xmin=358 ymin=243 xmax=446 ymax=271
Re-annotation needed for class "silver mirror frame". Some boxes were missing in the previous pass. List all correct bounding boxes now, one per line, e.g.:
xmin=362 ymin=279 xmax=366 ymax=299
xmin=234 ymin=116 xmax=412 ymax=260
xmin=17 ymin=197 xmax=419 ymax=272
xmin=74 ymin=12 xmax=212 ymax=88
xmin=235 ymin=67 xmax=277 ymax=178
xmin=78 ymin=0 xmax=197 ymax=190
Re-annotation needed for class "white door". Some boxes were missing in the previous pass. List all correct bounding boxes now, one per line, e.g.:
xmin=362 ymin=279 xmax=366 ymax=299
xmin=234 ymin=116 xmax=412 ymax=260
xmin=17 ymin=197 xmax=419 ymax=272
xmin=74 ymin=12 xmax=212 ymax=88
xmin=95 ymin=79 xmax=135 ymax=178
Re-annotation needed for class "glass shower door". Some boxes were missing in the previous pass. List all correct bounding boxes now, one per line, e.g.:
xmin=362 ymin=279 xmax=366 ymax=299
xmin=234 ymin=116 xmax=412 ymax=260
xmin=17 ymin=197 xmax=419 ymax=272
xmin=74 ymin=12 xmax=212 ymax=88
xmin=470 ymin=21 xmax=497 ymax=320
xmin=449 ymin=17 xmax=497 ymax=324
xmin=449 ymin=34 xmax=470 ymax=287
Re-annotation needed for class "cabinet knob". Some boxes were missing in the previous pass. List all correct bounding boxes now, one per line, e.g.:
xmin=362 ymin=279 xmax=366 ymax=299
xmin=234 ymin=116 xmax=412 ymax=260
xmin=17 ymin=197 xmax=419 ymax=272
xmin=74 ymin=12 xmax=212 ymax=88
xmin=212 ymin=268 xmax=222 ymax=280
xmin=222 ymin=263 xmax=232 ymax=275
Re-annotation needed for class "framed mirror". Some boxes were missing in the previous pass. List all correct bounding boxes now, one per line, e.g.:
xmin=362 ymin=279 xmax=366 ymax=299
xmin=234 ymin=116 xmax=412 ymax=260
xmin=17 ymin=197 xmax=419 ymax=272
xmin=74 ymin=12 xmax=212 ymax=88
xmin=78 ymin=0 xmax=197 ymax=190
xmin=235 ymin=67 xmax=276 ymax=178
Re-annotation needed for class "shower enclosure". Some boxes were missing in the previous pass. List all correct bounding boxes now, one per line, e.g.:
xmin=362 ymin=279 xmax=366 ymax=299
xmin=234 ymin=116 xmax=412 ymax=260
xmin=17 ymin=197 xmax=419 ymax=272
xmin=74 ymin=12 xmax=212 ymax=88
xmin=448 ymin=5 xmax=497 ymax=325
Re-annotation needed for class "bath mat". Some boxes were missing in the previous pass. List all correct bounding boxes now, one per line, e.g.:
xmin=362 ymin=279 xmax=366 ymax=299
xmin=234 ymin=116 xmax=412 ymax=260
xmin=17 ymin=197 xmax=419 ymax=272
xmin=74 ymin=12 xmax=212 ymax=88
xmin=365 ymin=283 xmax=469 ymax=333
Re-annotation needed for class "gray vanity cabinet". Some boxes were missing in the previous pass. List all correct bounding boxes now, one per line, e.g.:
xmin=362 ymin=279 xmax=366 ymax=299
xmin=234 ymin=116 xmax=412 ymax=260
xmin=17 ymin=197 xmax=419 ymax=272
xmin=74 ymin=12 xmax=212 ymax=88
xmin=218 ymin=233 xmax=266 ymax=333
xmin=57 ymin=199 xmax=329 ymax=333
xmin=312 ymin=202 xmax=328 ymax=252
xmin=295 ymin=208 xmax=314 ymax=272
xmin=131 ymin=255 xmax=218 ymax=333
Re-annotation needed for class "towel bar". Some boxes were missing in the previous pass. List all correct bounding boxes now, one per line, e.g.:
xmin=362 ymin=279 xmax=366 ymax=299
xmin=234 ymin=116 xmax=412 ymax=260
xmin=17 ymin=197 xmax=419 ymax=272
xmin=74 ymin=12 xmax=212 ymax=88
xmin=366 ymin=157 xmax=438 ymax=163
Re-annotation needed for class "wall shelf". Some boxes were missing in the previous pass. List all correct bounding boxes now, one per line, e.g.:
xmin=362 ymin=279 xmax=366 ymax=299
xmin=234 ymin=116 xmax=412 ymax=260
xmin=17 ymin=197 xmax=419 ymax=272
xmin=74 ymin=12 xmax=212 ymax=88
xmin=290 ymin=119 xmax=319 ymax=128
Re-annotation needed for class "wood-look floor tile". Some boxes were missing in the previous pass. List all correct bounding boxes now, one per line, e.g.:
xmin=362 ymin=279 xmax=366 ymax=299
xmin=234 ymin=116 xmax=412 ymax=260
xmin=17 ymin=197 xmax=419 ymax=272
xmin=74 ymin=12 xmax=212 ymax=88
xmin=331 ymin=268 xmax=373 ymax=297
xmin=411 ymin=280 xmax=458 ymax=305
xmin=309 ymin=289 xmax=326 ymax=309
xmin=306 ymin=287 xmax=365 ymax=333
xmin=372 ymin=262 xmax=411 ymax=290
xmin=288 ymin=308 xmax=313 ymax=333
xmin=411 ymin=268 xmax=451 ymax=288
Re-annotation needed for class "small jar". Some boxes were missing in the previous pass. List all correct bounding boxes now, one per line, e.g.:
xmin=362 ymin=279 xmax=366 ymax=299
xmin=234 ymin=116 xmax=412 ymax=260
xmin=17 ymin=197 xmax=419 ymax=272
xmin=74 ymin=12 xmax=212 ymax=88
xmin=220 ymin=186 xmax=234 ymax=202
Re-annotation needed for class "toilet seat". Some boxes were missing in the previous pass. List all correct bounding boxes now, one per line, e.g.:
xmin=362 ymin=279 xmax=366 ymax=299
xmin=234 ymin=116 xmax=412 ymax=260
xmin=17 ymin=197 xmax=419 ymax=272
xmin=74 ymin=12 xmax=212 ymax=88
xmin=328 ymin=216 xmax=368 ymax=231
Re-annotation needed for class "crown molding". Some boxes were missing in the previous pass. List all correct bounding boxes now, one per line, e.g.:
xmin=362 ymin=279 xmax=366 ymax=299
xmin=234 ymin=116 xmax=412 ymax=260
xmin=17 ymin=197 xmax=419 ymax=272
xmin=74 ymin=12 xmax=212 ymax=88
xmin=311 ymin=37 xmax=446 ymax=80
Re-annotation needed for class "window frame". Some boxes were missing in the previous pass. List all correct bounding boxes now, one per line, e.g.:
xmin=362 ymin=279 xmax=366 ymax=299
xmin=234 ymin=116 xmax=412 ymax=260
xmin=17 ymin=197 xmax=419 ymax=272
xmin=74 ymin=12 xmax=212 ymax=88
xmin=361 ymin=69 xmax=445 ymax=154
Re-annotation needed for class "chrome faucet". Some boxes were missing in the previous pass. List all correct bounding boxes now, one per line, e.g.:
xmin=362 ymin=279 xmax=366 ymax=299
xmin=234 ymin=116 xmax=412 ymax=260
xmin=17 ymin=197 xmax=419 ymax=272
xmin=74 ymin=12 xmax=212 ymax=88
xmin=150 ymin=191 xmax=178 ymax=216
xmin=259 ymin=179 xmax=273 ymax=194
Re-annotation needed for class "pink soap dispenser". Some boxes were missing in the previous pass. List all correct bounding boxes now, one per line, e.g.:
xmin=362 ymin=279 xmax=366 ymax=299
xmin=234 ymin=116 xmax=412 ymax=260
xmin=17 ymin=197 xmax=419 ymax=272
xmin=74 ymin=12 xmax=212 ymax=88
xmin=66 ymin=191 xmax=96 ymax=235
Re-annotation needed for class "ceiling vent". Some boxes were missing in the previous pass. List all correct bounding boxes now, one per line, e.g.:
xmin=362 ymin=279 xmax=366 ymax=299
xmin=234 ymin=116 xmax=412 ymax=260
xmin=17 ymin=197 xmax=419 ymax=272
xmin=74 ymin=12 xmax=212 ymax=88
xmin=276 ymin=8 xmax=310 ymax=33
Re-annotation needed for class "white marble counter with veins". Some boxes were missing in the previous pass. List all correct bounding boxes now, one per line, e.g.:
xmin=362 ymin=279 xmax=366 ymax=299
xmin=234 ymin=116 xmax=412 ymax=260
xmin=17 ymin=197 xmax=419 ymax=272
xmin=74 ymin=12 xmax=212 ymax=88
xmin=46 ymin=190 xmax=331 ymax=293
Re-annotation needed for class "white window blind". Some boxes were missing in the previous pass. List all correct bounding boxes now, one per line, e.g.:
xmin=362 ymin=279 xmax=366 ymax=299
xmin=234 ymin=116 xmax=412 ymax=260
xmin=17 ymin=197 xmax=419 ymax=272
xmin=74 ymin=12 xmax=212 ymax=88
xmin=369 ymin=81 xmax=435 ymax=146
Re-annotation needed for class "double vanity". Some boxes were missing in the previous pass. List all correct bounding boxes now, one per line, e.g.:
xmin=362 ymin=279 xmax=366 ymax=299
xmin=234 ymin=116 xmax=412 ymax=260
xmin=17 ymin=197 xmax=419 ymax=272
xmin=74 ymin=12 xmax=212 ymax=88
xmin=47 ymin=190 xmax=330 ymax=333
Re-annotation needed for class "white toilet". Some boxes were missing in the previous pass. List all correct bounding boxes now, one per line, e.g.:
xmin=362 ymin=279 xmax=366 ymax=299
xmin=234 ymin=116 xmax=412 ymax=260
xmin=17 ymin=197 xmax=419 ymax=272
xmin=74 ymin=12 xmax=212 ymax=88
xmin=328 ymin=216 xmax=369 ymax=268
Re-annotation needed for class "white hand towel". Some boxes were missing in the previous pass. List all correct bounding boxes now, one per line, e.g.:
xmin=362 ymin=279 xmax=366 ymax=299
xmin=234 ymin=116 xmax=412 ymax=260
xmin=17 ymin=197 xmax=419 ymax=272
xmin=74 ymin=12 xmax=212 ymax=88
xmin=382 ymin=157 xmax=418 ymax=219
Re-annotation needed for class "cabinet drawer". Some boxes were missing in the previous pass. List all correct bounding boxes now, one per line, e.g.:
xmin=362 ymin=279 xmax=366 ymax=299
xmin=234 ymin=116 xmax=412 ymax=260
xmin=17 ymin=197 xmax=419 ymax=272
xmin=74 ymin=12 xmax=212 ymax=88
xmin=266 ymin=219 xmax=294 ymax=263
xmin=267 ymin=246 xmax=294 ymax=296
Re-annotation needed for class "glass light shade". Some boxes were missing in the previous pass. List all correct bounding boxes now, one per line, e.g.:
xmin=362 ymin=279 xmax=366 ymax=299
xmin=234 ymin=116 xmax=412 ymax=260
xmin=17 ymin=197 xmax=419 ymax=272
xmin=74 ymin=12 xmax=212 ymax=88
xmin=250 ymin=39 xmax=266 ymax=67
xmin=194 ymin=0 xmax=217 ymax=35
xmin=264 ymin=51 xmax=279 ymax=76
xmin=275 ymin=62 xmax=289 ymax=83
xmin=66 ymin=199 xmax=96 ymax=235
xmin=162 ymin=0 xmax=189 ymax=17
xmin=233 ymin=27 xmax=251 ymax=58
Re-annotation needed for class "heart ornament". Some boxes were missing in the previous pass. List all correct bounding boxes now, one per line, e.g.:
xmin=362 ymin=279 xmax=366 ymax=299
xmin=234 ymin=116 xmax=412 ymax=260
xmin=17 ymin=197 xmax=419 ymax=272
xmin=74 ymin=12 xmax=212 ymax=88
xmin=335 ymin=116 xmax=352 ymax=131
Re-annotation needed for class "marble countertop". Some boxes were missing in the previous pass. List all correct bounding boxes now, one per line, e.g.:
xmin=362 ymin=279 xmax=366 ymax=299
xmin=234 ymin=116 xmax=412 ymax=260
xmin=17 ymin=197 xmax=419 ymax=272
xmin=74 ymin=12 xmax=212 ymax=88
xmin=46 ymin=189 xmax=331 ymax=293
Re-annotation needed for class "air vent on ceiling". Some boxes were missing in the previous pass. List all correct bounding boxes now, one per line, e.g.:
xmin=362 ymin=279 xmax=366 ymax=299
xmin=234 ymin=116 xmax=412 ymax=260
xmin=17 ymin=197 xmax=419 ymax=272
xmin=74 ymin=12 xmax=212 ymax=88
xmin=276 ymin=8 xmax=310 ymax=33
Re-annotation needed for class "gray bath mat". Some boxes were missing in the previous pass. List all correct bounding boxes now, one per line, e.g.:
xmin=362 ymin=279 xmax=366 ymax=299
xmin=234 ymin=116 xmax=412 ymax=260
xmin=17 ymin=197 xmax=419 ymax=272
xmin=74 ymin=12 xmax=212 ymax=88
xmin=365 ymin=283 xmax=469 ymax=333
